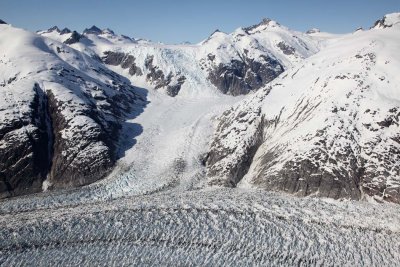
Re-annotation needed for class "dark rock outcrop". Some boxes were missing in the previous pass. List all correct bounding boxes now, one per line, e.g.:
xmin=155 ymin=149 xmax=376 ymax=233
xmin=102 ymin=51 xmax=143 ymax=76
xmin=243 ymin=18 xmax=275 ymax=33
xmin=102 ymin=52 xmax=185 ymax=97
xmin=372 ymin=13 xmax=400 ymax=29
xmin=42 ymin=66 xmax=143 ymax=191
xmin=0 ymin=84 xmax=51 ymax=198
xmin=166 ymin=76 xmax=186 ymax=97
xmin=207 ymin=55 xmax=284 ymax=96
xmin=0 ymin=19 xmax=7 ymax=25
xmin=207 ymin=111 xmax=265 ymax=187
xmin=0 ymin=65 xmax=144 ymax=198
xmin=251 ymin=130 xmax=363 ymax=200
xmin=47 ymin=26 xmax=60 ymax=33
xmin=145 ymin=55 xmax=186 ymax=97
xmin=277 ymin=41 xmax=296 ymax=55
xmin=60 ymin=28 xmax=71 ymax=35
xmin=64 ymin=31 xmax=82 ymax=45
xmin=83 ymin=25 xmax=102 ymax=35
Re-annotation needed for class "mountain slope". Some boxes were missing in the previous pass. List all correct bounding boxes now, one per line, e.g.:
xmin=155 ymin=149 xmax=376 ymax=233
xmin=40 ymin=19 xmax=321 ymax=97
xmin=0 ymin=24 xmax=145 ymax=198
xmin=206 ymin=15 xmax=400 ymax=203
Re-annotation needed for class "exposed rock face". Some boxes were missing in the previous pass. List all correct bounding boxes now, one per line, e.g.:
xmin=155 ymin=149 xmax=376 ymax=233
xmin=243 ymin=18 xmax=276 ymax=33
xmin=0 ymin=19 xmax=7 ymax=25
xmin=277 ymin=41 xmax=296 ymax=55
xmin=0 ymin=72 xmax=141 ymax=197
xmin=46 ymin=26 xmax=60 ymax=33
xmin=60 ymin=28 xmax=71 ymax=35
xmin=102 ymin=52 xmax=186 ymax=97
xmin=45 ymin=66 xmax=143 ymax=191
xmin=144 ymin=55 xmax=186 ymax=97
xmin=83 ymin=25 xmax=102 ymax=35
xmin=207 ymin=55 xmax=284 ymax=96
xmin=102 ymin=51 xmax=143 ymax=76
xmin=0 ymin=84 xmax=51 ymax=198
xmin=44 ymin=80 xmax=138 ymax=189
xmin=166 ymin=76 xmax=186 ymax=96
xmin=206 ymin=102 xmax=266 ymax=186
xmin=0 ymin=25 xmax=145 ymax=198
xmin=206 ymin=26 xmax=400 ymax=203
xmin=63 ymin=31 xmax=81 ymax=45
xmin=372 ymin=13 xmax=400 ymax=29
xmin=102 ymin=47 xmax=283 ymax=97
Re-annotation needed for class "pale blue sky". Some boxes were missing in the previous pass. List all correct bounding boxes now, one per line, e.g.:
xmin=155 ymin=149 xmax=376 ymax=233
xmin=0 ymin=0 xmax=399 ymax=43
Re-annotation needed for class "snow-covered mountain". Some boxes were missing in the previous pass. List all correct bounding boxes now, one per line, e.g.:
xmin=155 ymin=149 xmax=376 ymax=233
xmin=0 ymin=17 xmax=322 ymax=199
xmin=1 ymin=13 xmax=399 ymax=206
xmin=0 ymin=23 xmax=145 ymax=198
xmin=206 ymin=13 xmax=400 ymax=203
xmin=372 ymin=12 xmax=400 ymax=29
xmin=39 ymin=18 xmax=321 ymax=97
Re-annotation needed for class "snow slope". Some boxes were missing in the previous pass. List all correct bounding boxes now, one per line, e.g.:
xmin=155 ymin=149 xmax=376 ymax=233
xmin=0 ymin=23 xmax=144 ymax=197
xmin=206 ymin=15 xmax=400 ymax=203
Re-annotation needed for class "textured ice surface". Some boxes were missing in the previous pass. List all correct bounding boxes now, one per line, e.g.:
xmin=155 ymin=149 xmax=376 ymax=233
xmin=1 ymin=189 xmax=400 ymax=266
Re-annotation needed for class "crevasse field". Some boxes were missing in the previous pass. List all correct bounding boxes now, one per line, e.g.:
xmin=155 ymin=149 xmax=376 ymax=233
xmin=1 ymin=189 xmax=400 ymax=266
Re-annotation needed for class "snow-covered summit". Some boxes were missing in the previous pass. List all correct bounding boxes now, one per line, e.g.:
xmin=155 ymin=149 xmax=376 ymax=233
xmin=83 ymin=25 xmax=102 ymax=35
xmin=372 ymin=12 xmax=400 ymax=29
xmin=243 ymin=18 xmax=281 ymax=33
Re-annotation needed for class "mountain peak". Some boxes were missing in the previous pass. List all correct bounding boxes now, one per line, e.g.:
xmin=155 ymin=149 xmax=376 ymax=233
xmin=64 ymin=30 xmax=82 ymax=45
xmin=243 ymin=18 xmax=279 ymax=33
xmin=83 ymin=25 xmax=102 ymax=35
xmin=60 ymin=27 xmax=71 ymax=35
xmin=260 ymin=18 xmax=273 ymax=24
xmin=211 ymin=29 xmax=222 ymax=35
xmin=372 ymin=12 xmax=400 ymax=29
xmin=47 ymin=26 xmax=60 ymax=33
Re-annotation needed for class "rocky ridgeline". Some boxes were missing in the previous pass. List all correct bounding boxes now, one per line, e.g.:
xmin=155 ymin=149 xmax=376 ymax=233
xmin=40 ymin=18 xmax=318 ymax=97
